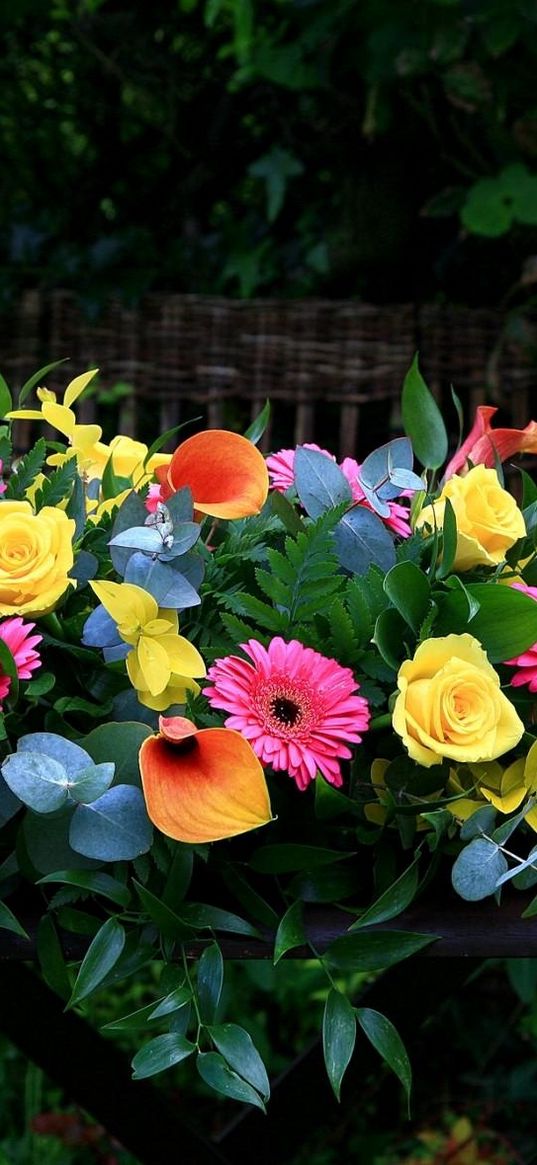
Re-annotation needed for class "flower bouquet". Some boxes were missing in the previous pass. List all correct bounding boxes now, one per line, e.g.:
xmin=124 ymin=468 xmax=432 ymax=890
xmin=2 ymin=356 xmax=537 ymax=1109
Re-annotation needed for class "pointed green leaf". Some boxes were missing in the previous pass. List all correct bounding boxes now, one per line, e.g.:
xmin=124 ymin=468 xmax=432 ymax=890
xmin=208 ymin=1023 xmax=270 ymax=1101
xmin=322 ymin=990 xmax=356 ymax=1101
xmin=68 ymin=917 xmax=125 ymax=1007
xmin=274 ymin=900 xmax=306 ymax=963
xmin=402 ymin=354 xmax=448 ymax=469
xmin=356 ymin=1007 xmax=412 ymax=1114
xmin=349 ymin=856 xmax=420 ymax=930
xmin=196 ymin=1051 xmax=266 ymax=1111
xmin=197 ymin=942 xmax=224 ymax=1024
xmin=132 ymin=1033 xmax=195 ymax=1079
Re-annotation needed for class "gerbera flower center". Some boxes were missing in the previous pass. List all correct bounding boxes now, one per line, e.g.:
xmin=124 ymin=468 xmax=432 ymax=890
xmin=271 ymin=696 xmax=301 ymax=727
xmin=256 ymin=675 xmax=315 ymax=739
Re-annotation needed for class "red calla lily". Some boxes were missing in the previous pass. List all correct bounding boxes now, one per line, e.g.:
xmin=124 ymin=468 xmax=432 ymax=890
xmin=445 ymin=405 xmax=537 ymax=479
xmin=157 ymin=430 xmax=269 ymax=519
xmin=139 ymin=716 xmax=272 ymax=843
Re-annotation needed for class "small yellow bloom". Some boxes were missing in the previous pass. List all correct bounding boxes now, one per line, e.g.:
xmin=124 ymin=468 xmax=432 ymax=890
xmin=90 ymin=580 xmax=206 ymax=710
xmin=416 ymin=464 xmax=526 ymax=571
xmin=393 ymin=633 xmax=524 ymax=768
xmin=0 ymin=500 xmax=75 ymax=616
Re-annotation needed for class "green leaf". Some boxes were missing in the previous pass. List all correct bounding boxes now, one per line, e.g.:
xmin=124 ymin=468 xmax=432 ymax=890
xmin=2 ymin=751 xmax=69 ymax=813
xmin=69 ymin=785 xmax=152 ymax=861
xmin=401 ymin=354 xmax=448 ymax=469
xmin=83 ymin=721 xmax=152 ymax=786
xmin=244 ymin=400 xmax=270 ymax=445
xmin=0 ymin=639 xmax=19 ymax=705
xmin=460 ymin=805 xmax=497 ymax=840
xmin=451 ymin=837 xmax=508 ymax=901
xmin=68 ymin=917 xmax=126 ymax=1007
xmin=197 ymin=942 xmax=224 ymax=1024
xmin=436 ymin=497 xmax=458 ymax=579
xmin=103 ymin=1001 xmax=169 ymax=1032
xmin=133 ymin=880 xmax=194 ymax=941
xmin=326 ymin=930 xmax=438 ymax=971
xmin=208 ymin=1023 xmax=270 ymax=1101
xmin=34 ymin=457 xmax=77 ymax=510
xmin=274 ymin=900 xmax=306 ymax=963
xmin=356 ymin=1007 xmax=412 ymax=1114
xmin=38 ymin=869 xmax=132 ymax=908
xmin=383 ymin=562 xmax=430 ymax=633
xmin=0 ymin=373 xmax=12 ymax=419
xmin=349 ymin=856 xmax=420 ymax=930
xmin=132 ymin=1033 xmax=195 ymax=1079
xmin=322 ymin=990 xmax=356 ymax=1101
xmin=248 ymin=146 xmax=303 ymax=222
xmin=36 ymin=915 xmax=71 ymax=1000
xmin=435 ymin=582 xmax=537 ymax=662
xmin=0 ymin=898 xmax=29 ymax=940
xmin=250 ymin=844 xmax=351 ymax=874
xmin=5 ymin=437 xmax=46 ymax=499
xmin=196 ymin=1051 xmax=266 ymax=1111
xmin=17 ymin=358 xmax=70 ymax=407
xmin=148 ymin=986 xmax=192 ymax=1020
xmin=180 ymin=903 xmax=260 ymax=938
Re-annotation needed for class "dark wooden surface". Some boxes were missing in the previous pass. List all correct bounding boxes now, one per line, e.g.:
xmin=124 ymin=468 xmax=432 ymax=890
xmin=1 ymin=894 xmax=536 ymax=961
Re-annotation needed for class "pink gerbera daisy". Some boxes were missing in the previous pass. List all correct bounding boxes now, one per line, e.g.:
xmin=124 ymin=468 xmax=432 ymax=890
xmin=0 ymin=617 xmax=42 ymax=703
xmin=205 ymin=636 xmax=370 ymax=790
xmin=504 ymin=583 xmax=537 ymax=692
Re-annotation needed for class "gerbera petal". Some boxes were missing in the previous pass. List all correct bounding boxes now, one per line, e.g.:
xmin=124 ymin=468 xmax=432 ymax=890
xmin=139 ymin=720 xmax=272 ymax=843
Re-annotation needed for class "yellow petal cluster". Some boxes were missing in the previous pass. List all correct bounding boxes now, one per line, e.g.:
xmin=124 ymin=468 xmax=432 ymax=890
xmin=90 ymin=580 xmax=205 ymax=711
xmin=416 ymin=464 xmax=525 ymax=571
xmin=448 ymin=740 xmax=537 ymax=831
xmin=393 ymin=633 xmax=524 ymax=768
xmin=0 ymin=500 xmax=75 ymax=617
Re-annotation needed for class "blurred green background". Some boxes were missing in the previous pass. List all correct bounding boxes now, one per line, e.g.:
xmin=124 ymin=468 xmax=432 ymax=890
xmin=1 ymin=0 xmax=537 ymax=313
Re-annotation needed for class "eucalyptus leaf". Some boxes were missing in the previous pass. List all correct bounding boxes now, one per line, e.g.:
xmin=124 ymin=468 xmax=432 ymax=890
xmin=451 ymin=837 xmax=508 ymax=901
xmin=2 ymin=752 xmax=69 ymax=813
xmin=295 ymin=446 xmax=352 ymax=518
xmin=334 ymin=506 xmax=396 ymax=575
xmin=69 ymin=785 xmax=153 ymax=861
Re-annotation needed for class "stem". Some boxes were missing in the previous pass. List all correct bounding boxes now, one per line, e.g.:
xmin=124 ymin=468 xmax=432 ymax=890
xmin=182 ymin=947 xmax=203 ymax=1046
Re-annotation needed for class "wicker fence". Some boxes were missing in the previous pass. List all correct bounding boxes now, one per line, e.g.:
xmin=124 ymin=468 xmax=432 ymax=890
xmin=1 ymin=291 xmax=536 ymax=457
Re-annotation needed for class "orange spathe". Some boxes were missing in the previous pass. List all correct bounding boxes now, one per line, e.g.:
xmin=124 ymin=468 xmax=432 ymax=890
xmin=159 ymin=430 xmax=269 ymax=519
xmin=139 ymin=716 xmax=273 ymax=844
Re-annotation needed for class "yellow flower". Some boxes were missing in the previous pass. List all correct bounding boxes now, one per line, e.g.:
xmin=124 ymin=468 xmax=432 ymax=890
xmin=448 ymin=741 xmax=537 ymax=831
xmin=90 ymin=580 xmax=205 ymax=711
xmin=0 ymin=501 xmax=75 ymax=616
xmin=416 ymin=464 xmax=525 ymax=571
xmin=393 ymin=633 xmax=524 ymax=768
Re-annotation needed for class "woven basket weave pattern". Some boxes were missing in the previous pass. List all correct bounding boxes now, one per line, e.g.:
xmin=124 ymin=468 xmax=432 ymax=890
xmin=2 ymin=292 xmax=536 ymax=458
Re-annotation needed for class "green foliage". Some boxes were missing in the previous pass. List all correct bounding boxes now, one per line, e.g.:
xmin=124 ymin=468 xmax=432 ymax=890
xmin=2 ymin=1 xmax=537 ymax=307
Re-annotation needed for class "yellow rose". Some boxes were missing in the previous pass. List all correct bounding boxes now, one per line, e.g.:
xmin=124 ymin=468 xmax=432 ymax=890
xmin=0 ymin=501 xmax=75 ymax=616
xmin=416 ymin=464 xmax=525 ymax=571
xmin=393 ymin=633 xmax=524 ymax=768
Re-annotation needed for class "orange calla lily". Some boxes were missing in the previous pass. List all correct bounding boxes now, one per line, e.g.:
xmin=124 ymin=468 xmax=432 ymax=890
xmin=444 ymin=405 xmax=537 ymax=479
xmin=157 ymin=430 xmax=269 ymax=519
xmin=139 ymin=715 xmax=273 ymax=843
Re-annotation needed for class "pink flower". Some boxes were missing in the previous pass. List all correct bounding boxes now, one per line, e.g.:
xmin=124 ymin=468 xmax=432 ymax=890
xmin=504 ymin=583 xmax=537 ymax=692
xmin=266 ymin=444 xmax=334 ymax=493
xmin=205 ymin=636 xmax=370 ymax=791
xmin=145 ymin=483 xmax=162 ymax=514
xmin=444 ymin=405 xmax=537 ymax=480
xmin=0 ymin=460 xmax=6 ymax=495
xmin=0 ymin=617 xmax=42 ymax=702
